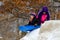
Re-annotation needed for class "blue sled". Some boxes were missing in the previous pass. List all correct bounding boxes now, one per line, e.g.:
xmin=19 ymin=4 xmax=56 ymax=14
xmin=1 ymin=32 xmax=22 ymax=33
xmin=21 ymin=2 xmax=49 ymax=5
xmin=18 ymin=25 xmax=40 ymax=32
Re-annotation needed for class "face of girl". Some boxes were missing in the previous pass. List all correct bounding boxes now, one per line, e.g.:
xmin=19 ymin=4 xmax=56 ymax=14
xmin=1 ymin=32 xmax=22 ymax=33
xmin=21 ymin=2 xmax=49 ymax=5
xmin=43 ymin=12 xmax=46 ymax=14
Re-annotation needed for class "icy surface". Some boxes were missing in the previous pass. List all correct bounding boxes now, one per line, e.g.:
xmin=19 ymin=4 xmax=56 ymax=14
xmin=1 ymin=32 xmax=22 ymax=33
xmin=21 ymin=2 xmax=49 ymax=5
xmin=20 ymin=28 xmax=40 ymax=40
xmin=20 ymin=20 xmax=60 ymax=40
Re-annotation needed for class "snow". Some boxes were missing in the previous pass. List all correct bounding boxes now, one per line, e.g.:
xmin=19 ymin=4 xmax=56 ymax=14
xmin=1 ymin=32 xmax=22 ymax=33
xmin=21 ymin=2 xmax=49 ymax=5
xmin=20 ymin=28 xmax=40 ymax=40
xmin=0 ymin=1 xmax=4 ymax=6
xmin=20 ymin=20 xmax=60 ymax=40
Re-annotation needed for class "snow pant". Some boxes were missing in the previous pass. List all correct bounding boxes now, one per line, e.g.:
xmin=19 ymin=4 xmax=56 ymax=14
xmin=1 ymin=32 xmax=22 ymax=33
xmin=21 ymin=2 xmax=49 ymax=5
xmin=18 ymin=25 xmax=40 ymax=32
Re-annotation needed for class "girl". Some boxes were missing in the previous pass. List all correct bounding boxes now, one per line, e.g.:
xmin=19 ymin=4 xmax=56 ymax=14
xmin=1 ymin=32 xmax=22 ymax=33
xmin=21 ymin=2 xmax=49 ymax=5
xmin=38 ymin=6 xmax=50 ymax=25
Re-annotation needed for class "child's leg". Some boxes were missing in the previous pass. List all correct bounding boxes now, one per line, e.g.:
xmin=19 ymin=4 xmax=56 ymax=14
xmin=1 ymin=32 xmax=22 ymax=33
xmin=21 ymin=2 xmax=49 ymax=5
xmin=18 ymin=25 xmax=40 ymax=32
xmin=18 ymin=25 xmax=35 ymax=32
xmin=18 ymin=25 xmax=28 ymax=32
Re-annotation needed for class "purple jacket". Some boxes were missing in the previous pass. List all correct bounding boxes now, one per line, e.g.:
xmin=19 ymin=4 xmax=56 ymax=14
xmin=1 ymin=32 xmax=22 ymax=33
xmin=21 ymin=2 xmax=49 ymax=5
xmin=38 ymin=6 xmax=50 ymax=25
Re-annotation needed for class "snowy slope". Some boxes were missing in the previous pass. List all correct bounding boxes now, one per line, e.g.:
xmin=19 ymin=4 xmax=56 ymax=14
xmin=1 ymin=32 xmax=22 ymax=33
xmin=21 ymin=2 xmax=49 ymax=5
xmin=20 ymin=20 xmax=60 ymax=40
xmin=20 ymin=28 xmax=40 ymax=40
xmin=39 ymin=20 xmax=60 ymax=40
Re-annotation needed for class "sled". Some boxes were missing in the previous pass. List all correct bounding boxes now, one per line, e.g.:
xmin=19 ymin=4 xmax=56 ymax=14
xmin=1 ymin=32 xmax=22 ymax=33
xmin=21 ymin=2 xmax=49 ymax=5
xmin=18 ymin=25 xmax=40 ymax=32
